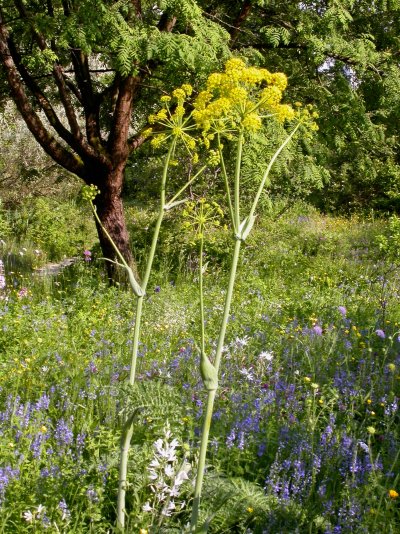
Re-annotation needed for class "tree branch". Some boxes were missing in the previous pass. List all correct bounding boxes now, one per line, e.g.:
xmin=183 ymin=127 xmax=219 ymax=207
xmin=7 ymin=37 xmax=83 ymax=152
xmin=158 ymin=12 xmax=177 ymax=32
xmin=0 ymin=16 xmax=84 ymax=177
xmin=70 ymin=48 xmax=104 ymax=150
xmin=230 ymin=1 xmax=253 ymax=43
xmin=128 ymin=131 xmax=147 ymax=151
xmin=11 ymin=1 xmax=87 ymax=151
xmin=108 ymin=75 xmax=138 ymax=164
xmin=131 ymin=0 xmax=142 ymax=19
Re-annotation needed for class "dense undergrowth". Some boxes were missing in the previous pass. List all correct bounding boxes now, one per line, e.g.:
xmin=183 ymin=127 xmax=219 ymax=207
xmin=0 ymin=201 xmax=399 ymax=532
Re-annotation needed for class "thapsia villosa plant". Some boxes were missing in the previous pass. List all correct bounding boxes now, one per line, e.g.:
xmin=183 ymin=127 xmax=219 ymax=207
xmin=83 ymin=81 xmax=208 ymax=529
xmin=184 ymin=58 xmax=317 ymax=532
xmin=83 ymin=58 xmax=317 ymax=532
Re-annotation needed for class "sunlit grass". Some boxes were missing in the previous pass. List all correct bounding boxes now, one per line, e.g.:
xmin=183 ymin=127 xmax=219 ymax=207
xmin=0 ymin=204 xmax=399 ymax=532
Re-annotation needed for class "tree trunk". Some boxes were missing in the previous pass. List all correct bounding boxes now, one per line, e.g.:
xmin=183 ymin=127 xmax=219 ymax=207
xmin=92 ymin=165 xmax=140 ymax=283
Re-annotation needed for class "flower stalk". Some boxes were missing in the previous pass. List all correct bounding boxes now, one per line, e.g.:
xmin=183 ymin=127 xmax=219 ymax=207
xmin=190 ymin=124 xmax=303 ymax=532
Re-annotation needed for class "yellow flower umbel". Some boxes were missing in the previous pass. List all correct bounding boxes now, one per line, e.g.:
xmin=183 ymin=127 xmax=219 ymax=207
xmin=147 ymin=84 xmax=198 ymax=158
xmin=181 ymin=198 xmax=224 ymax=244
xmin=192 ymin=58 xmax=295 ymax=136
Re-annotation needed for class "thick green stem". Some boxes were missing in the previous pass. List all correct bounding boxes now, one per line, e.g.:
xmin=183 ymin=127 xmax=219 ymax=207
xmin=217 ymin=133 xmax=235 ymax=231
xmin=191 ymin=131 xmax=245 ymax=531
xmin=128 ymin=297 xmax=144 ymax=385
xmin=128 ymin=140 xmax=176 ymax=385
xmin=199 ymin=234 xmax=206 ymax=359
xmin=248 ymin=123 xmax=301 ymax=221
xmin=234 ymin=131 xmax=244 ymax=229
xmin=117 ymin=140 xmax=176 ymax=530
xmin=116 ymin=412 xmax=136 ymax=530
xmin=213 ymin=238 xmax=242 ymax=373
xmin=142 ymin=140 xmax=176 ymax=290
xmin=190 ymin=388 xmax=217 ymax=533
xmin=190 ymin=237 xmax=242 ymax=532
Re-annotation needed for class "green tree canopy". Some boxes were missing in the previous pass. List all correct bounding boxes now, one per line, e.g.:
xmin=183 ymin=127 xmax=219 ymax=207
xmin=0 ymin=0 xmax=231 ymax=276
xmin=1 ymin=0 xmax=399 ymax=278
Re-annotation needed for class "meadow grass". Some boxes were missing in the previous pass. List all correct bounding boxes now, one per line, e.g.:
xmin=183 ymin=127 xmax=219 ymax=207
xmin=0 ymin=205 xmax=399 ymax=533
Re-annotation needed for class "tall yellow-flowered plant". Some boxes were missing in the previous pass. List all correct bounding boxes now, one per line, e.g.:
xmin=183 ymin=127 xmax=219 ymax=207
xmin=137 ymin=58 xmax=318 ymax=534
xmin=94 ymin=58 xmax=317 ymax=532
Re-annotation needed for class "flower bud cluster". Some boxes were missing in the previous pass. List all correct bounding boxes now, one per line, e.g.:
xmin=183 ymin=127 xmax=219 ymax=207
xmin=181 ymin=198 xmax=224 ymax=246
xmin=81 ymin=184 xmax=100 ymax=202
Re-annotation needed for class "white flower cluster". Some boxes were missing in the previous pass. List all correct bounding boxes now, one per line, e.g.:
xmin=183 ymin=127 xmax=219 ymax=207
xmin=143 ymin=424 xmax=190 ymax=519
xmin=23 ymin=504 xmax=45 ymax=523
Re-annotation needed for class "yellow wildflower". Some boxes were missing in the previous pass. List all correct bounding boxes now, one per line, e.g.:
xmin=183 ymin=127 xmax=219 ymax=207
xmin=242 ymin=112 xmax=262 ymax=132
xmin=156 ymin=108 xmax=168 ymax=121
xmin=194 ymin=91 xmax=212 ymax=110
xmin=271 ymin=72 xmax=288 ymax=91
xmin=225 ymin=57 xmax=246 ymax=81
xmin=172 ymin=88 xmax=186 ymax=101
xmin=182 ymin=133 xmax=196 ymax=150
xmin=207 ymin=73 xmax=224 ymax=90
xmin=259 ymin=68 xmax=272 ymax=83
xmin=142 ymin=128 xmax=153 ymax=139
xmin=207 ymin=149 xmax=220 ymax=166
xmin=389 ymin=489 xmax=399 ymax=499
xmin=181 ymin=84 xmax=193 ymax=96
xmin=150 ymin=134 xmax=167 ymax=148
xmin=260 ymin=86 xmax=282 ymax=107
xmin=173 ymin=105 xmax=185 ymax=119
xmin=275 ymin=104 xmax=295 ymax=122
xmin=172 ymin=126 xmax=183 ymax=136
xmin=228 ymin=86 xmax=248 ymax=104
xmin=241 ymin=66 xmax=264 ymax=85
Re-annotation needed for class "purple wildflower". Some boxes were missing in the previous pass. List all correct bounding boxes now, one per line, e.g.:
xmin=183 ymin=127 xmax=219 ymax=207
xmin=154 ymin=285 xmax=161 ymax=293
xmin=313 ymin=325 xmax=323 ymax=336
xmin=85 ymin=361 xmax=98 ymax=374
xmin=35 ymin=393 xmax=50 ymax=411
xmin=30 ymin=432 xmax=48 ymax=458
xmin=0 ymin=466 xmax=20 ymax=504
xmin=58 ymin=498 xmax=71 ymax=520
xmin=17 ymin=287 xmax=28 ymax=298
xmin=83 ymin=250 xmax=92 ymax=262
xmin=338 ymin=306 xmax=347 ymax=317
xmin=54 ymin=418 xmax=74 ymax=448
xmin=375 ymin=329 xmax=385 ymax=339
xmin=86 ymin=486 xmax=99 ymax=503
xmin=0 ymin=260 xmax=5 ymax=290
xmin=226 ymin=428 xmax=236 ymax=448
